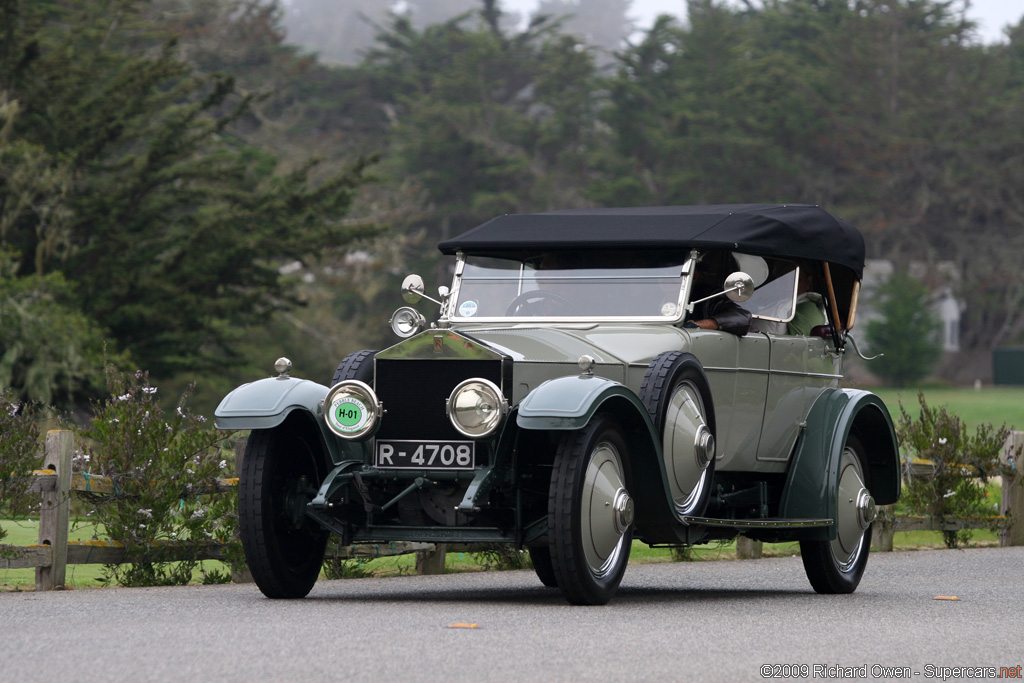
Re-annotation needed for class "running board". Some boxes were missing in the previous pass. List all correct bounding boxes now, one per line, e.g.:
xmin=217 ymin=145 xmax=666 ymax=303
xmin=680 ymin=516 xmax=832 ymax=529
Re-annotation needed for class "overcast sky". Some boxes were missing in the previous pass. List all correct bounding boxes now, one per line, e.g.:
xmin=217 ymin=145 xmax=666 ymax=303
xmin=504 ymin=0 xmax=1022 ymax=45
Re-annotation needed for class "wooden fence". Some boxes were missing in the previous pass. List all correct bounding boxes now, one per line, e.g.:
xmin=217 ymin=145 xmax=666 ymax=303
xmin=4 ymin=431 xmax=1021 ymax=585
xmin=0 ymin=431 xmax=434 ymax=590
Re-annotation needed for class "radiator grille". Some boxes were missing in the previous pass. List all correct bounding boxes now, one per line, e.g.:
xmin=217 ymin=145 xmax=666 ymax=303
xmin=374 ymin=359 xmax=503 ymax=441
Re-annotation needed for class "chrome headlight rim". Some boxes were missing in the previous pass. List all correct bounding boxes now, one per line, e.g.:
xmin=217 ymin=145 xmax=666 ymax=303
xmin=324 ymin=380 xmax=382 ymax=440
xmin=389 ymin=306 xmax=426 ymax=339
xmin=446 ymin=377 xmax=508 ymax=439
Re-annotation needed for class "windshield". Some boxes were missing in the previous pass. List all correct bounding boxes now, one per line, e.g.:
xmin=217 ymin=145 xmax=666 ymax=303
xmin=451 ymin=252 xmax=691 ymax=321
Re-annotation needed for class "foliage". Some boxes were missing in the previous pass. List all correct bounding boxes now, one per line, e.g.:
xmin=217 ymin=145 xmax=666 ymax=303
xmin=0 ymin=0 xmax=377 ymax=381
xmin=0 ymin=389 xmax=41 ymax=545
xmin=473 ymin=543 xmax=530 ymax=570
xmin=322 ymin=537 xmax=376 ymax=579
xmin=897 ymin=392 xmax=1010 ymax=548
xmin=0 ymin=248 xmax=124 ymax=408
xmin=866 ymin=274 xmax=942 ymax=387
xmin=75 ymin=366 xmax=236 ymax=586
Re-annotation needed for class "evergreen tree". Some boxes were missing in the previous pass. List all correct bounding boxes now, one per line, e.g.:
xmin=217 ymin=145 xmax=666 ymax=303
xmin=0 ymin=0 xmax=376 ymax=381
xmin=866 ymin=274 xmax=942 ymax=387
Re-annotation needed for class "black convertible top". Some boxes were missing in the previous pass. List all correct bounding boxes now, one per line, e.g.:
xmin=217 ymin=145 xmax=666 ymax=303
xmin=438 ymin=204 xmax=865 ymax=279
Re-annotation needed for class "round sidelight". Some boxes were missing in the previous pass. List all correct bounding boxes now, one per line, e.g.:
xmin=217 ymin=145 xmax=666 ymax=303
xmin=389 ymin=306 xmax=426 ymax=339
xmin=324 ymin=380 xmax=382 ymax=440
xmin=446 ymin=378 xmax=508 ymax=438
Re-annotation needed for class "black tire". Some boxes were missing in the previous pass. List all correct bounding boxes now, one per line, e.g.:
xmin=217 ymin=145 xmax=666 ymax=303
xmin=639 ymin=351 xmax=716 ymax=517
xmin=330 ymin=349 xmax=377 ymax=386
xmin=239 ymin=428 xmax=329 ymax=599
xmin=800 ymin=434 xmax=874 ymax=594
xmin=527 ymin=546 xmax=559 ymax=588
xmin=548 ymin=415 xmax=633 ymax=605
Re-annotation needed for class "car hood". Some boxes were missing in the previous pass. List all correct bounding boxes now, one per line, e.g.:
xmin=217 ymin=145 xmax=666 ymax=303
xmin=458 ymin=325 xmax=689 ymax=366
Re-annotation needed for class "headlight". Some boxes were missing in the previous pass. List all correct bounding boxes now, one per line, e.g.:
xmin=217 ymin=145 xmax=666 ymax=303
xmin=446 ymin=378 xmax=508 ymax=438
xmin=324 ymin=380 xmax=381 ymax=440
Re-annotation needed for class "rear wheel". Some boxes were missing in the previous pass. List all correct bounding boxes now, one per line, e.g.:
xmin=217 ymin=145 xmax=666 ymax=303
xmin=800 ymin=434 xmax=875 ymax=594
xmin=548 ymin=415 xmax=633 ymax=605
xmin=239 ymin=427 xmax=328 ymax=599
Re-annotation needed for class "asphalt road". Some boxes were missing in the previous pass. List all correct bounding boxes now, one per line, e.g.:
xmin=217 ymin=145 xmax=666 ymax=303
xmin=3 ymin=547 xmax=1022 ymax=682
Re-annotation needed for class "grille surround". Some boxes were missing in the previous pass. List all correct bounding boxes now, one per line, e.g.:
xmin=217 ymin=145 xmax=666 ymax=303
xmin=374 ymin=358 xmax=504 ymax=441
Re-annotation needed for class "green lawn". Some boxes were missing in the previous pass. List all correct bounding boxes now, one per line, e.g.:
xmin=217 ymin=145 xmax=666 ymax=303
xmin=3 ymin=518 xmax=1002 ymax=590
xmin=0 ymin=519 xmax=232 ymax=591
xmin=870 ymin=386 xmax=1023 ymax=433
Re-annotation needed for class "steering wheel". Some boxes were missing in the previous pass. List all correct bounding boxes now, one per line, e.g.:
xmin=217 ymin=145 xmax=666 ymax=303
xmin=505 ymin=290 xmax=574 ymax=316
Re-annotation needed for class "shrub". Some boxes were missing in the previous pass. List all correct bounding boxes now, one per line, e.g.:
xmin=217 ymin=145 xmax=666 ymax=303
xmin=76 ymin=367 xmax=237 ymax=586
xmin=897 ymin=392 xmax=1010 ymax=548
xmin=865 ymin=274 xmax=942 ymax=387
xmin=0 ymin=390 xmax=42 ymax=545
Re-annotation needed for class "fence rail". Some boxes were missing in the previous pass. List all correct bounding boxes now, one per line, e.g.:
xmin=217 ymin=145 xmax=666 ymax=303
xmin=1 ymin=431 xmax=437 ymax=589
xmin=4 ymin=430 xmax=1022 ymax=585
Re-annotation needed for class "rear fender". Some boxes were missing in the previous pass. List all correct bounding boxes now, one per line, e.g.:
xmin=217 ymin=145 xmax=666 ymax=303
xmin=779 ymin=388 xmax=900 ymax=541
xmin=516 ymin=375 xmax=682 ymax=540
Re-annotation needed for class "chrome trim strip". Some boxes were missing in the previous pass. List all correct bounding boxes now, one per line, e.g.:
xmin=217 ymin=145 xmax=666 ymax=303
xmin=680 ymin=516 xmax=832 ymax=528
xmin=702 ymin=366 xmax=842 ymax=380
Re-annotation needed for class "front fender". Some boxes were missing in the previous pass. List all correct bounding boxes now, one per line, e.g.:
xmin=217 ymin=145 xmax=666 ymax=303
xmin=516 ymin=375 xmax=651 ymax=431
xmin=214 ymin=376 xmax=327 ymax=431
xmin=779 ymin=388 xmax=899 ymax=540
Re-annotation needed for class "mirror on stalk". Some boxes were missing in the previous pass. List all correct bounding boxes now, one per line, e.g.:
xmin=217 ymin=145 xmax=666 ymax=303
xmin=402 ymin=274 xmax=426 ymax=304
xmin=724 ymin=271 xmax=755 ymax=303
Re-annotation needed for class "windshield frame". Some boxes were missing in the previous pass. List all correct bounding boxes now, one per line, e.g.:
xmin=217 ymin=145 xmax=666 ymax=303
xmin=444 ymin=251 xmax=697 ymax=325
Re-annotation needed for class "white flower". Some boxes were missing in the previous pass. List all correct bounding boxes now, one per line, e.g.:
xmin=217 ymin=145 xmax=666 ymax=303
xmin=176 ymin=406 xmax=185 ymax=417
xmin=115 ymin=393 xmax=131 ymax=402
xmin=943 ymin=490 xmax=956 ymax=498
xmin=142 ymin=387 xmax=157 ymax=395
xmin=139 ymin=523 xmax=146 ymax=529
xmin=197 ymin=415 xmax=207 ymax=423
xmin=938 ymin=437 xmax=948 ymax=445
xmin=111 ymin=418 xmax=119 ymax=424
xmin=219 ymin=460 xmax=227 ymax=469
xmin=191 ymin=508 xmax=205 ymax=520
xmin=138 ymin=508 xmax=152 ymax=518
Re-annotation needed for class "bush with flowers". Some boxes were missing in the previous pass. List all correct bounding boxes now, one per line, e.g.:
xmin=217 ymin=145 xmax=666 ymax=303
xmin=0 ymin=390 xmax=42 ymax=548
xmin=76 ymin=367 xmax=238 ymax=586
xmin=897 ymin=392 xmax=1011 ymax=548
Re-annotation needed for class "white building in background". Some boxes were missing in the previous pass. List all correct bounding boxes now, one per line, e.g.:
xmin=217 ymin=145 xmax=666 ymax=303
xmin=858 ymin=259 xmax=964 ymax=352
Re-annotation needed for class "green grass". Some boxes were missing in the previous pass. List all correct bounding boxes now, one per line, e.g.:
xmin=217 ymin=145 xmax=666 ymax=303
xmin=3 ymin=520 xmax=1002 ymax=589
xmin=869 ymin=386 xmax=1023 ymax=433
xmin=0 ymin=519 xmax=233 ymax=591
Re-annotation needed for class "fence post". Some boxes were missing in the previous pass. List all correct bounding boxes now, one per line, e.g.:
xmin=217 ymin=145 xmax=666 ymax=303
xmin=872 ymin=504 xmax=896 ymax=551
xmin=736 ymin=535 xmax=762 ymax=559
xmin=416 ymin=543 xmax=447 ymax=575
xmin=36 ymin=430 xmax=73 ymax=590
xmin=1001 ymin=432 xmax=1023 ymax=547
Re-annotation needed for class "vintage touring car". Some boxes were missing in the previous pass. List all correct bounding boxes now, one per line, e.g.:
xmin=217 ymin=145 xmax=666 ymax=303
xmin=216 ymin=204 xmax=900 ymax=605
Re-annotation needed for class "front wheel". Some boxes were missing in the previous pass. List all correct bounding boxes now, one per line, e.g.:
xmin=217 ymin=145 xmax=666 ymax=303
xmin=239 ymin=427 xmax=329 ymax=599
xmin=800 ymin=434 xmax=874 ymax=594
xmin=548 ymin=415 xmax=633 ymax=605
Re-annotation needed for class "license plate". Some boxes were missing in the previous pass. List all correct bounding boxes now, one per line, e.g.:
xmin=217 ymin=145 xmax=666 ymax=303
xmin=375 ymin=440 xmax=476 ymax=470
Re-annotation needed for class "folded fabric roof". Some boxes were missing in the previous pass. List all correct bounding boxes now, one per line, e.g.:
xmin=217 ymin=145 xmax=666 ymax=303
xmin=437 ymin=204 xmax=865 ymax=279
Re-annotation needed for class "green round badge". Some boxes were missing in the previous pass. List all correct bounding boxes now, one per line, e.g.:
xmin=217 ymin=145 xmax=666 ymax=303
xmin=329 ymin=396 xmax=368 ymax=434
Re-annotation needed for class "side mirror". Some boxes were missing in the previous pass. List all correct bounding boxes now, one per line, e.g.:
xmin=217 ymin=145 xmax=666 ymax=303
xmin=724 ymin=271 xmax=754 ymax=303
xmin=402 ymin=274 xmax=425 ymax=304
